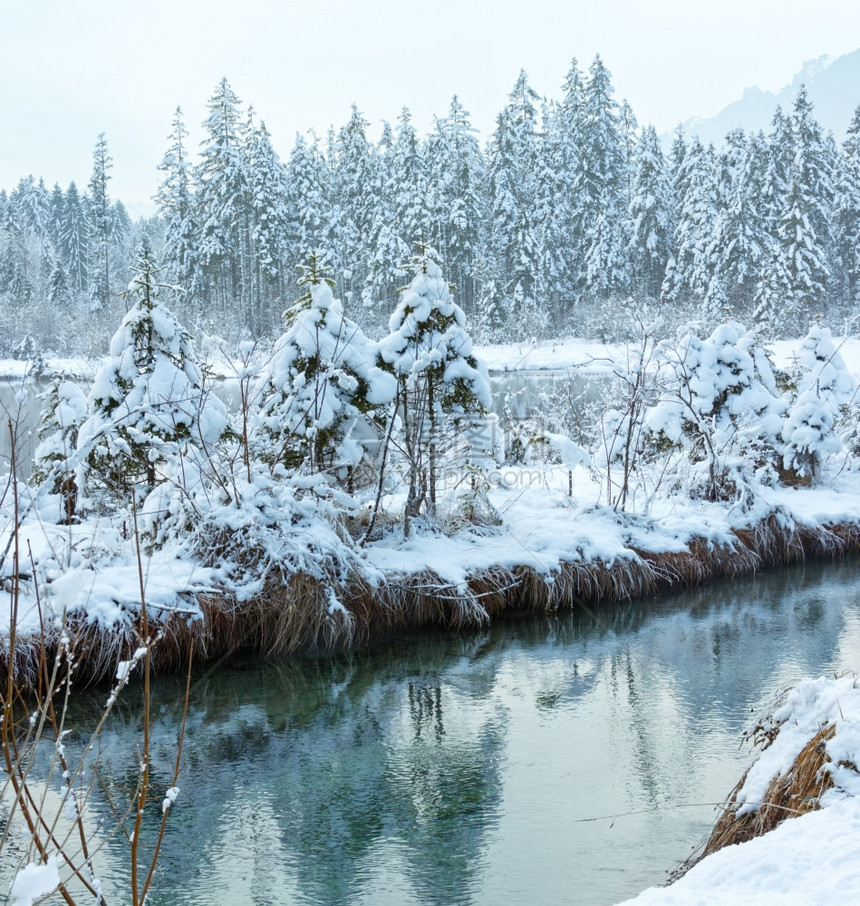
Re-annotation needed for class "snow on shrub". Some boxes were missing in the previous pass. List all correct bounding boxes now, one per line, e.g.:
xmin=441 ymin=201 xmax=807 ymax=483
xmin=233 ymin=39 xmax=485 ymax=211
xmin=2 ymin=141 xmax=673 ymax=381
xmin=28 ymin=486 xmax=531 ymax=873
xmin=378 ymin=246 xmax=491 ymax=529
xmin=782 ymin=325 xmax=856 ymax=483
xmin=646 ymin=322 xmax=785 ymax=500
xmin=31 ymin=377 xmax=88 ymax=523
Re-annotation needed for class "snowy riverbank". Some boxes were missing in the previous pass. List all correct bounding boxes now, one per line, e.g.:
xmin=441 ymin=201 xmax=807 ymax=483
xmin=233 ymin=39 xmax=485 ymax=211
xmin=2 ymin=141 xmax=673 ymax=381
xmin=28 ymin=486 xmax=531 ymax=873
xmin=6 ymin=469 xmax=860 ymax=905
xmin=617 ymin=673 xmax=860 ymax=906
xmin=5 ymin=462 xmax=860 ymax=680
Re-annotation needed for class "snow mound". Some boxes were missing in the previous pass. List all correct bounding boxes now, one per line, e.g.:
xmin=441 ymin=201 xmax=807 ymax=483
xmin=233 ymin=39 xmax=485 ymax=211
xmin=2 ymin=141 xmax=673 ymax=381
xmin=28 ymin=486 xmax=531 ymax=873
xmin=618 ymin=674 xmax=860 ymax=905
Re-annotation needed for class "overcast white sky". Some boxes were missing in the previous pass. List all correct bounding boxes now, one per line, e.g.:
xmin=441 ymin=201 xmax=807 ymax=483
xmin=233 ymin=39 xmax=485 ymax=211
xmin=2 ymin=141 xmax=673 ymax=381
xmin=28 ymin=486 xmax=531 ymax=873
xmin=2 ymin=0 xmax=858 ymax=214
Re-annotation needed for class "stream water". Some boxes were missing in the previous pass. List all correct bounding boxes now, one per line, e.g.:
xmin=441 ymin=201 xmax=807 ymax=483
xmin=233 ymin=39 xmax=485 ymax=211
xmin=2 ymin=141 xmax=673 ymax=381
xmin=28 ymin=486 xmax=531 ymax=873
xmin=18 ymin=558 xmax=857 ymax=906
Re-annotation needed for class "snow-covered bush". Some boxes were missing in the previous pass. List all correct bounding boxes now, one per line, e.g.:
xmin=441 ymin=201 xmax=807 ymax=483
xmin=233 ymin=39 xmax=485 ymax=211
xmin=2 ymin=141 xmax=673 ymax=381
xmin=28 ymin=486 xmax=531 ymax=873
xmin=77 ymin=242 xmax=227 ymax=507
xmin=255 ymin=253 xmax=395 ymax=477
xmin=378 ymin=247 xmax=491 ymax=531
xmin=645 ymin=322 xmax=785 ymax=502
xmin=30 ymin=377 xmax=88 ymax=523
xmin=139 ymin=456 xmax=362 ymax=651
xmin=782 ymin=325 xmax=856 ymax=483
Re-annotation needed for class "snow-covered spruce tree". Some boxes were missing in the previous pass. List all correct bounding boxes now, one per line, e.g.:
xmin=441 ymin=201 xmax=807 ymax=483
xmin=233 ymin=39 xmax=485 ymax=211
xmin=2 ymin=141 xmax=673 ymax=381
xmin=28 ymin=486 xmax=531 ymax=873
xmin=330 ymin=105 xmax=377 ymax=294
xmin=378 ymin=245 xmax=490 ymax=534
xmin=646 ymin=322 xmax=785 ymax=502
xmin=772 ymin=87 xmax=835 ymax=332
xmin=245 ymin=117 xmax=291 ymax=332
xmin=554 ymin=58 xmax=587 ymax=306
xmin=77 ymin=241 xmax=225 ymax=506
xmin=362 ymin=111 xmax=417 ymax=323
xmin=47 ymin=182 xmax=64 ymax=251
xmin=627 ymin=125 xmax=673 ymax=301
xmin=533 ymin=99 xmax=572 ymax=324
xmin=834 ymin=104 xmax=860 ymax=312
xmin=389 ymin=109 xmax=432 ymax=260
xmin=662 ymin=138 xmax=719 ymax=307
xmin=60 ymin=181 xmax=89 ymax=295
xmin=46 ymin=252 xmax=72 ymax=308
xmin=285 ymin=132 xmax=329 ymax=268
xmin=782 ymin=324 xmax=855 ymax=485
xmin=195 ymin=78 xmax=250 ymax=325
xmin=426 ymin=96 xmax=487 ymax=317
xmin=474 ymin=254 xmax=507 ymax=343
xmin=761 ymin=106 xmax=793 ymax=237
xmin=87 ymin=132 xmax=120 ymax=311
xmin=578 ymin=55 xmax=631 ymax=302
xmin=31 ymin=377 xmax=88 ymax=523
xmin=486 ymin=71 xmax=542 ymax=329
xmin=255 ymin=252 xmax=396 ymax=478
xmin=702 ymin=271 xmax=730 ymax=326
xmin=753 ymin=241 xmax=794 ymax=339
xmin=708 ymin=129 xmax=769 ymax=317
xmin=154 ymin=107 xmax=202 ymax=317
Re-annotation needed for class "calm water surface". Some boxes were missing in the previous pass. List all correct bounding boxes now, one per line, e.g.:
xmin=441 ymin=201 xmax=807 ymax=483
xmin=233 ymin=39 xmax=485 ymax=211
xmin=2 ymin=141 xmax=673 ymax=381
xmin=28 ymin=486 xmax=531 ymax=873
xmin=33 ymin=561 xmax=860 ymax=905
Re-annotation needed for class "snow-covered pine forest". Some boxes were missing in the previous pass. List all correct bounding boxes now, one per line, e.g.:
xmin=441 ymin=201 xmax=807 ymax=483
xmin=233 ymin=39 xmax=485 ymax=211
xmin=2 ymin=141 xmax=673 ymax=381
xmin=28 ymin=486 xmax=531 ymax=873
xmin=2 ymin=56 xmax=860 ymax=357
xmin=4 ymin=52 xmax=860 ymax=654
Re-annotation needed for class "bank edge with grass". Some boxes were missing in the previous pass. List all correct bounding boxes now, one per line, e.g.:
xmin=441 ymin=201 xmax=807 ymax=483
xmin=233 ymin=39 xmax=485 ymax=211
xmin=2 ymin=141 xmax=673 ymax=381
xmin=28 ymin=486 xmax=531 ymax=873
xmin=4 ymin=503 xmax=859 ymax=689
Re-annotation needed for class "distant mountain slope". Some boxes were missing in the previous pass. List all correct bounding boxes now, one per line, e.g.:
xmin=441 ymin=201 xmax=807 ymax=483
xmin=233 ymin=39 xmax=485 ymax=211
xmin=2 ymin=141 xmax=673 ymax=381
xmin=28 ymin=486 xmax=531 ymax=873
xmin=676 ymin=50 xmax=860 ymax=145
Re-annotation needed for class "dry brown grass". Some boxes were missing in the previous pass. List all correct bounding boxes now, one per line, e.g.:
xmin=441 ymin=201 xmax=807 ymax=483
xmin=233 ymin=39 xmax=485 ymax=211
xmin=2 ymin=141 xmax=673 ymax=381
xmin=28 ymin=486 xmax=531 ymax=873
xmin=5 ymin=513 xmax=860 ymax=688
xmin=676 ymin=722 xmax=837 ymax=881
xmin=733 ymin=512 xmax=846 ymax=565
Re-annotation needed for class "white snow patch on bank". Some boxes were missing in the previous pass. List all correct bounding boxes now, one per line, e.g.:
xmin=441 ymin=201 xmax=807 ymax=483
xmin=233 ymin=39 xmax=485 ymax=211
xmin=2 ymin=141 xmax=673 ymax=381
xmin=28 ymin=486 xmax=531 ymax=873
xmin=617 ymin=674 xmax=860 ymax=906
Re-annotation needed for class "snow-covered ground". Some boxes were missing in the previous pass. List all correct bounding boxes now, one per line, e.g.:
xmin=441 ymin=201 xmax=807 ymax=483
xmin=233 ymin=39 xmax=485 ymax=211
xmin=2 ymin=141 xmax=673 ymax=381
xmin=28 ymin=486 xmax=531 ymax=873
xmin=5 ymin=334 xmax=860 ymax=381
xmin=617 ymin=674 xmax=860 ymax=906
xmin=473 ymin=335 xmax=860 ymax=376
xmin=5 ymin=459 xmax=860 ymax=641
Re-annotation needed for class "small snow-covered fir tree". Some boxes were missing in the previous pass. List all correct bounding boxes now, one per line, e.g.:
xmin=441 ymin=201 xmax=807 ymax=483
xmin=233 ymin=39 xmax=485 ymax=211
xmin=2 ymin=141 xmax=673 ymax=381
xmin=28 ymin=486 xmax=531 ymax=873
xmin=77 ymin=241 xmax=226 ymax=504
xmin=782 ymin=324 xmax=855 ymax=483
xmin=31 ymin=377 xmax=88 ymax=523
xmin=255 ymin=252 xmax=396 ymax=476
xmin=379 ymin=244 xmax=490 ymax=530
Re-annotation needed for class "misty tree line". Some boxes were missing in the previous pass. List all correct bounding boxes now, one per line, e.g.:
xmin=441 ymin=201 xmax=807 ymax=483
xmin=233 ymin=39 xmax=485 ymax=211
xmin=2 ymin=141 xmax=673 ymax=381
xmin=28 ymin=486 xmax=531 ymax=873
xmin=2 ymin=55 xmax=860 ymax=357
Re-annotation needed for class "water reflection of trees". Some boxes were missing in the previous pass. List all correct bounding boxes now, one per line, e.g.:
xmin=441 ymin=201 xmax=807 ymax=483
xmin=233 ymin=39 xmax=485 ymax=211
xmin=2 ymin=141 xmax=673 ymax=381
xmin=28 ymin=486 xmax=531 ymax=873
xmin=58 ymin=559 xmax=860 ymax=905
xmin=67 ymin=634 xmax=510 ymax=905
